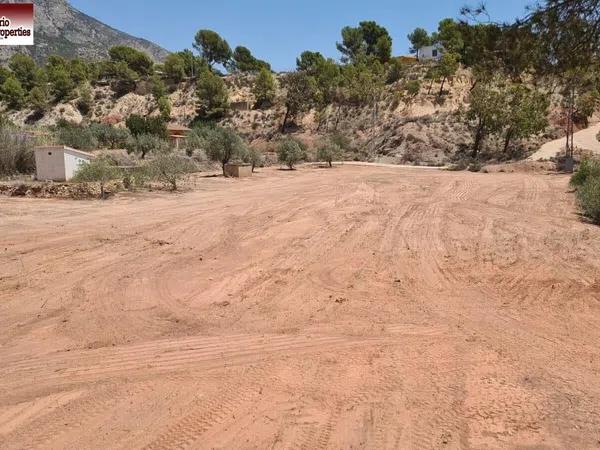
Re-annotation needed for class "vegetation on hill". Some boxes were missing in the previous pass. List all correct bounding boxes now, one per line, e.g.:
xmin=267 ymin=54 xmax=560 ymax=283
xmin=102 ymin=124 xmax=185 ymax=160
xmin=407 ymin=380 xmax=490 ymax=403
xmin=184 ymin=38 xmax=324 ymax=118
xmin=0 ymin=0 xmax=599 ymax=180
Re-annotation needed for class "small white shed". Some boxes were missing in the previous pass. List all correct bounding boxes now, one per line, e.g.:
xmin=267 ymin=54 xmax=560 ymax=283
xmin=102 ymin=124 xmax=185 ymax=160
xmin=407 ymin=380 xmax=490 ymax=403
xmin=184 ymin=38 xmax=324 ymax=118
xmin=34 ymin=146 xmax=94 ymax=181
xmin=419 ymin=45 xmax=444 ymax=61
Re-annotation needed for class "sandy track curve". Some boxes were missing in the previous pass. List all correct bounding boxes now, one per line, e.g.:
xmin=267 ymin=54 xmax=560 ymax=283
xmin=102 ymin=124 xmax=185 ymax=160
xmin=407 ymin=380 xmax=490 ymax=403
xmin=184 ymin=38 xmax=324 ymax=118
xmin=1 ymin=166 xmax=600 ymax=449
xmin=529 ymin=122 xmax=600 ymax=160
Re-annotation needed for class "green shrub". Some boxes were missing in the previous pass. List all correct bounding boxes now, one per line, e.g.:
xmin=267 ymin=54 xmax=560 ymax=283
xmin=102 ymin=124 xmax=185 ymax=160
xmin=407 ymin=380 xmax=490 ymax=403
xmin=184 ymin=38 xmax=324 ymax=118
xmin=571 ymin=158 xmax=600 ymax=187
xmin=576 ymin=176 xmax=600 ymax=224
xmin=72 ymin=157 xmax=121 ymax=198
xmin=277 ymin=138 xmax=306 ymax=169
xmin=202 ymin=126 xmax=246 ymax=175
xmin=329 ymin=133 xmax=353 ymax=151
xmin=196 ymin=67 xmax=229 ymax=119
xmin=2 ymin=77 xmax=26 ymax=109
xmin=163 ymin=53 xmax=186 ymax=82
xmin=148 ymin=154 xmax=196 ymax=190
xmin=125 ymin=114 xmax=167 ymax=138
xmin=56 ymin=122 xmax=98 ymax=150
xmin=0 ymin=126 xmax=35 ymax=175
xmin=151 ymin=74 xmax=166 ymax=100
xmin=125 ymin=133 xmax=170 ymax=159
xmin=386 ymin=57 xmax=407 ymax=84
xmin=252 ymin=67 xmax=275 ymax=108
xmin=122 ymin=165 xmax=152 ymax=190
xmin=77 ymin=84 xmax=93 ymax=115
xmin=316 ymin=142 xmax=342 ymax=167
xmin=49 ymin=66 xmax=76 ymax=101
xmin=89 ymin=123 xmax=131 ymax=149
xmin=241 ymin=147 xmax=264 ymax=172
xmin=108 ymin=46 xmax=154 ymax=77
xmin=109 ymin=61 xmax=139 ymax=97
xmin=28 ymin=85 xmax=49 ymax=112
xmin=157 ymin=96 xmax=171 ymax=121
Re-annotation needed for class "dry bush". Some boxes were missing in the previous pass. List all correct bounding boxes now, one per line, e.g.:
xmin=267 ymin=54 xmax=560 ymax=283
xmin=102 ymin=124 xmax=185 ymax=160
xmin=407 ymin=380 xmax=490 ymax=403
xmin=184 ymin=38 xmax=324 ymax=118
xmin=0 ymin=127 xmax=35 ymax=176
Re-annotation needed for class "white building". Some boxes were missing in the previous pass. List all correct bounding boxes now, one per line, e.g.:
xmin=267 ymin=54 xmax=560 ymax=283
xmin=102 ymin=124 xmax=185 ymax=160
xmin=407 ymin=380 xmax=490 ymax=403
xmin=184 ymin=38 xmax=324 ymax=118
xmin=34 ymin=146 xmax=94 ymax=181
xmin=418 ymin=45 xmax=444 ymax=61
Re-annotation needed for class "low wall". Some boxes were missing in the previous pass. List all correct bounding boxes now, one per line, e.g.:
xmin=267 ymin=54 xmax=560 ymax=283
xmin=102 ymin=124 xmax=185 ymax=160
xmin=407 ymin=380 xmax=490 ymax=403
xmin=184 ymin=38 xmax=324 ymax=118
xmin=224 ymin=163 xmax=252 ymax=178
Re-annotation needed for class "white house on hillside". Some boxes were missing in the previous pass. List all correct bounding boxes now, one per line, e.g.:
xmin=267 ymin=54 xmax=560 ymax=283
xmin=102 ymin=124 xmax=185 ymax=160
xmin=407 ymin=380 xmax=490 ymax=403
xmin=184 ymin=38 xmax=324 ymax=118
xmin=418 ymin=44 xmax=445 ymax=61
xmin=34 ymin=146 xmax=94 ymax=181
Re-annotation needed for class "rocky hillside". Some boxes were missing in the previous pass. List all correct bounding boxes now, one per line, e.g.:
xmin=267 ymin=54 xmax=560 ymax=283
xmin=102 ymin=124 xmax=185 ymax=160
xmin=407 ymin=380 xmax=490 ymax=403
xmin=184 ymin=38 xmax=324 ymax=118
xmin=6 ymin=68 xmax=560 ymax=165
xmin=0 ymin=0 xmax=168 ymax=63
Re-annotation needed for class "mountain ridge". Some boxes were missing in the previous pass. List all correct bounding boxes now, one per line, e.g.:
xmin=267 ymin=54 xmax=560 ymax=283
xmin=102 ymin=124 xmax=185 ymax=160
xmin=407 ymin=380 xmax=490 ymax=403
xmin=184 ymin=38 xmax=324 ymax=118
xmin=0 ymin=0 xmax=169 ymax=63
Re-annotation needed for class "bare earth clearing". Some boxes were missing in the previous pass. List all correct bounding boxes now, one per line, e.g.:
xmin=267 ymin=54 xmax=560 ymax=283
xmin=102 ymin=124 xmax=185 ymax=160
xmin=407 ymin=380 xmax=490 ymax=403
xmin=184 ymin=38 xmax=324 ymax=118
xmin=1 ymin=165 xmax=600 ymax=449
xmin=529 ymin=122 xmax=600 ymax=160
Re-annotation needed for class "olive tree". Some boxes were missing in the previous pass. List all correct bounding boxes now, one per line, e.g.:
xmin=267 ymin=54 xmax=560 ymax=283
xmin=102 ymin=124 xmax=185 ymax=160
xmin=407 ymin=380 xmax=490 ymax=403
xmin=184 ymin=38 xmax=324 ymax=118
xmin=201 ymin=126 xmax=246 ymax=175
xmin=89 ymin=124 xmax=131 ymax=149
xmin=241 ymin=147 xmax=264 ymax=172
xmin=277 ymin=139 xmax=306 ymax=169
xmin=149 ymin=154 xmax=196 ymax=191
xmin=72 ymin=157 xmax=120 ymax=199
xmin=125 ymin=133 xmax=170 ymax=159
xmin=316 ymin=142 xmax=343 ymax=167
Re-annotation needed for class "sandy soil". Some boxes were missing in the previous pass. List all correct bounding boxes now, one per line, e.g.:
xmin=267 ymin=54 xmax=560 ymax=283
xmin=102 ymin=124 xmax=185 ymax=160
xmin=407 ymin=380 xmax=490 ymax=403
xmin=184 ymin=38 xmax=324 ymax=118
xmin=529 ymin=122 xmax=600 ymax=160
xmin=1 ymin=165 xmax=600 ymax=449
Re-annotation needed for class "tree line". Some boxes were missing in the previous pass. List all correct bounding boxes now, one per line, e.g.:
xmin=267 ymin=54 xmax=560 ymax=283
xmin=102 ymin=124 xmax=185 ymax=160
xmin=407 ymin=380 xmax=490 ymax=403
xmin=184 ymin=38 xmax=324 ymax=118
xmin=2 ymin=1 xmax=599 ymax=162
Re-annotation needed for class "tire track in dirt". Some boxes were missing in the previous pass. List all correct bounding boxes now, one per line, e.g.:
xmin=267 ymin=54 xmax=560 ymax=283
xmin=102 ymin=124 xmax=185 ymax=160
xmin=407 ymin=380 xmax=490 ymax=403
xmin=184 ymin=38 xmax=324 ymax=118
xmin=2 ymin=334 xmax=393 ymax=392
xmin=3 ymin=166 xmax=600 ymax=448
xmin=286 ymin=346 xmax=406 ymax=450
xmin=142 ymin=365 xmax=270 ymax=450
xmin=3 ymin=382 xmax=141 ymax=449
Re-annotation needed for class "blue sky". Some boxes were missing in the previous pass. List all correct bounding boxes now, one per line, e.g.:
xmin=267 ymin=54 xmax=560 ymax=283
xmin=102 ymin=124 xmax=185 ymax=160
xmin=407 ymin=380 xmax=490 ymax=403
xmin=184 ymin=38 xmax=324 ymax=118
xmin=70 ymin=0 xmax=532 ymax=71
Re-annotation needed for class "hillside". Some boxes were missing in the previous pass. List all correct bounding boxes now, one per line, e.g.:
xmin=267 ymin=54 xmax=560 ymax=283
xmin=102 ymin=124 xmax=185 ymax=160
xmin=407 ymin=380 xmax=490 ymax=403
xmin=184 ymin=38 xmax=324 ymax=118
xmin=5 ymin=67 xmax=560 ymax=166
xmin=0 ymin=0 xmax=168 ymax=63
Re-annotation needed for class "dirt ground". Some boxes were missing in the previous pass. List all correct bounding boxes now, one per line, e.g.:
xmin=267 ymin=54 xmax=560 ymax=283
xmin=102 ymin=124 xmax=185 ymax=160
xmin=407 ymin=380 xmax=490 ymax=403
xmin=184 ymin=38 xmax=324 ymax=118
xmin=529 ymin=121 xmax=600 ymax=161
xmin=1 ymin=165 xmax=600 ymax=449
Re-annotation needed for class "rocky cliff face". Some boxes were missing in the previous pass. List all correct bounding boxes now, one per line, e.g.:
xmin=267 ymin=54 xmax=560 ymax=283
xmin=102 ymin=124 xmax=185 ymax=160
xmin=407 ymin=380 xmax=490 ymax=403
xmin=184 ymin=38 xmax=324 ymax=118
xmin=0 ymin=0 xmax=169 ymax=63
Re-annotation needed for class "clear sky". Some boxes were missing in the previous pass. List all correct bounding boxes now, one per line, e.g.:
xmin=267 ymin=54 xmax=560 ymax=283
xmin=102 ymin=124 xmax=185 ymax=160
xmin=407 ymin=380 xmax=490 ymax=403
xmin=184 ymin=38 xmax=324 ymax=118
xmin=69 ymin=0 xmax=532 ymax=71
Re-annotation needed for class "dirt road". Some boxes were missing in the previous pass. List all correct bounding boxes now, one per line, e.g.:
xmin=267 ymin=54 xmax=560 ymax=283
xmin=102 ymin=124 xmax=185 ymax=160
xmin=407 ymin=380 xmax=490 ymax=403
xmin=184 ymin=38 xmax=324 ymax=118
xmin=1 ymin=166 xmax=600 ymax=449
xmin=529 ymin=122 xmax=600 ymax=160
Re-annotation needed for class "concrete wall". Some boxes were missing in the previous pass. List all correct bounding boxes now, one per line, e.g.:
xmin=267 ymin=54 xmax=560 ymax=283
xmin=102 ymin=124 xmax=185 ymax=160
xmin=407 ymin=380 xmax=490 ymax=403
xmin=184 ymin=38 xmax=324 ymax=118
xmin=63 ymin=149 xmax=91 ymax=181
xmin=224 ymin=164 xmax=252 ymax=178
xmin=34 ymin=146 xmax=92 ymax=181
xmin=35 ymin=147 xmax=66 ymax=181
